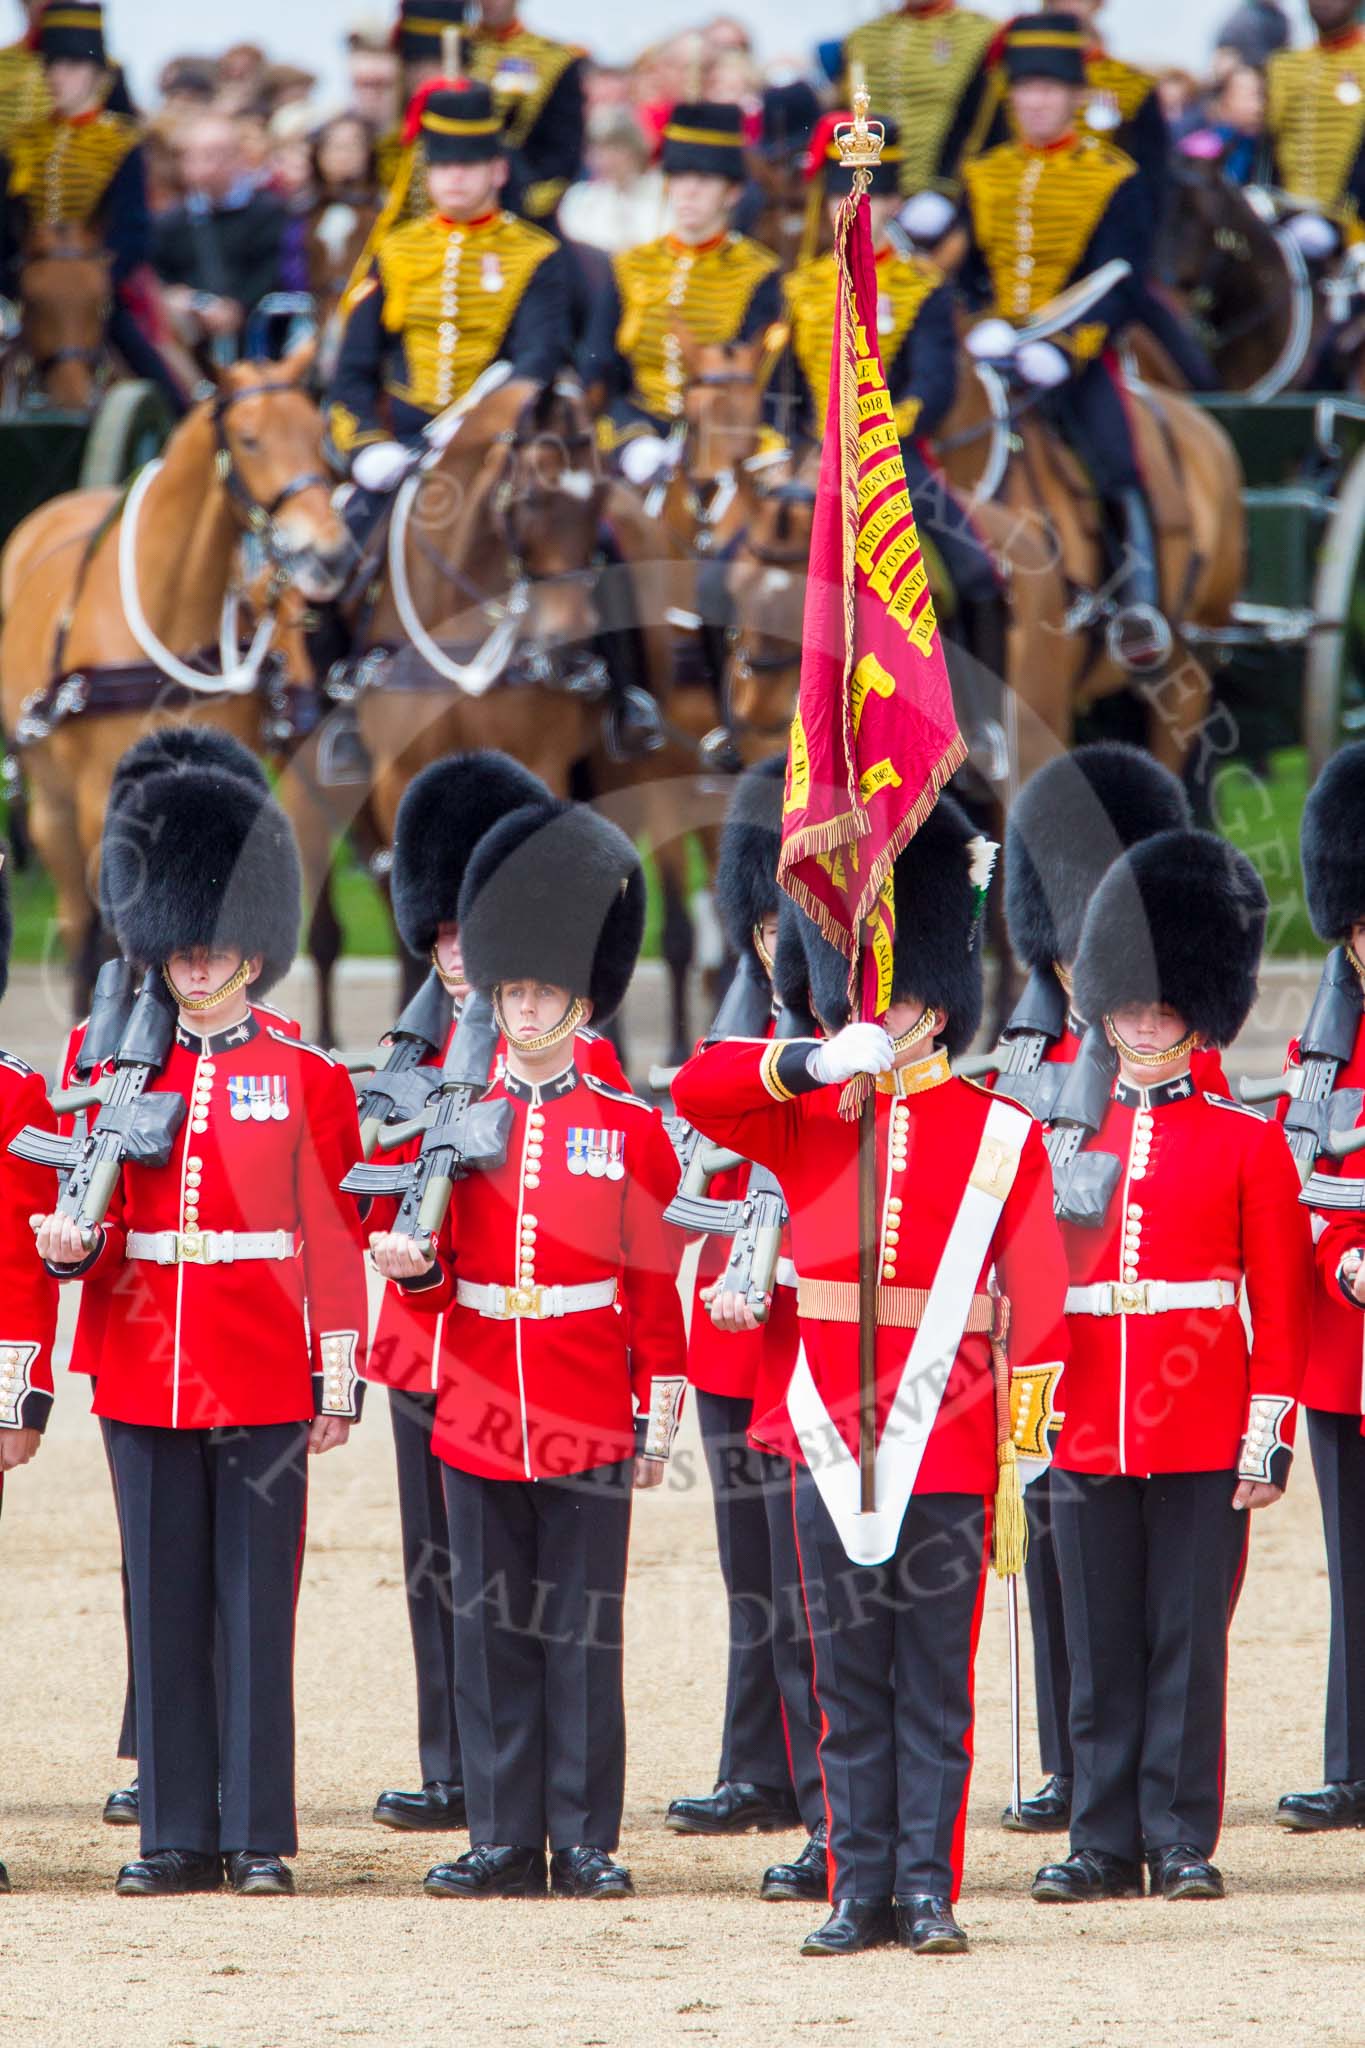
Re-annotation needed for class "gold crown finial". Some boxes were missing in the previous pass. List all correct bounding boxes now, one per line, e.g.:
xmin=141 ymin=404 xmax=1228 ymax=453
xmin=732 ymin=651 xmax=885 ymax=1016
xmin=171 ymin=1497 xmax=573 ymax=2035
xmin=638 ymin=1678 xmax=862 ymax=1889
xmin=836 ymin=78 xmax=884 ymax=171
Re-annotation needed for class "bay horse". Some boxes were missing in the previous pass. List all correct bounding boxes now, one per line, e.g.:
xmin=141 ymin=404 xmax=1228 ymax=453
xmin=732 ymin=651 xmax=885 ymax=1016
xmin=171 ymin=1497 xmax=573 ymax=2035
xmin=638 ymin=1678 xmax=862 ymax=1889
xmin=0 ymin=343 xmax=355 ymax=1008
xmin=1156 ymin=158 xmax=1348 ymax=397
xmin=933 ymin=351 xmax=1244 ymax=793
xmin=6 ymin=220 xmax=112 ymax=412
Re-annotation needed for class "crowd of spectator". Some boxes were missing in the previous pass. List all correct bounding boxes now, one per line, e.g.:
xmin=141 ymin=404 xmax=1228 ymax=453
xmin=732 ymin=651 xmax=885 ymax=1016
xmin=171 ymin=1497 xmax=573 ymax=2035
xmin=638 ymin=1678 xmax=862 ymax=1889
xmin=116 ymin=1 xmax=1298 ymax=352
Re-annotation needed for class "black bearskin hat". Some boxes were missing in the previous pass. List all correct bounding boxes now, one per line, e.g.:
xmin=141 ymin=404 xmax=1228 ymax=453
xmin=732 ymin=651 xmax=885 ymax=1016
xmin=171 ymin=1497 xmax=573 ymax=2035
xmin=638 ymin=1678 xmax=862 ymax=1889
xmin=392 ymin=750 xmax=549 ymax=959
xmin=1004 ymin=743 xmax=1191 ymax=972
xmin=459 ymin=801 xmax=645 ymax=1025
xmin=1072 ymin=829 xmax=1266 ymax=1048
xmin=102 ymin=727 xmax=269 ymax=933
xmin=772 ymin=896 xmax=811 ymax=1017
xmin=715 ymin=756 xmax=785 ymax=975
xmin=1302 ymin=742 xmax=1365 ymax=941
xmin=784 ymin=795 xmax=988 ymax=1055
xmin=102 ymin=764 xmax=301 ymax=995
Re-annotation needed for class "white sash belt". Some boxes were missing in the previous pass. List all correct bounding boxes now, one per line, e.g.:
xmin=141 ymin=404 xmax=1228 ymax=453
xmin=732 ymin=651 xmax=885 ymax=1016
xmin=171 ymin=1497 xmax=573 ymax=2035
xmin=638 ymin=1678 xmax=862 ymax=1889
xmin=786 ymin=1097 xmax=1031 ymax=1565
xmin=1065 ymin=1279 xmax=1237 ymax=1316
xmin=127 ymin=1229 xmax=293 ymax=1266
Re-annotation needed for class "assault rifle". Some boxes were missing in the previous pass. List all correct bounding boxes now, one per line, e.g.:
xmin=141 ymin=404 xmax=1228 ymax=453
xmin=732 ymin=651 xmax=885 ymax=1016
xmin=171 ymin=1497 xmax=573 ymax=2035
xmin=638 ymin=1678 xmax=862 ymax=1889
xmin=12 ymin=969 xmax=186 ymax=1239
xmin=340 ymin=990 xmax=513 ymax=1251
xmin=1239 ymin=947 xmax=1364 ymax=1183
xmin=1044 ymin=1024 xmax=1121 ymax=1227
xmin=660 ymin=965 xmax=779 ymax=1227
xmin=352 ymin=966 xmax=454 ymax=1158
xmin=954 ymin=965 xmax=1072 ymax=1123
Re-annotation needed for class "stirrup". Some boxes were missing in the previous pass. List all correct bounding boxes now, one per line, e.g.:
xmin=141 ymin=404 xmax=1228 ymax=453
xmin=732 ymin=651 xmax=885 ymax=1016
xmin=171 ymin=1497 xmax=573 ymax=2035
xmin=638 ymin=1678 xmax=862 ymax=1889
xmin=604 ymin=685 xmax=667 ymax=762
xmin=1106 ymin=603 xmax=1173 ymax=673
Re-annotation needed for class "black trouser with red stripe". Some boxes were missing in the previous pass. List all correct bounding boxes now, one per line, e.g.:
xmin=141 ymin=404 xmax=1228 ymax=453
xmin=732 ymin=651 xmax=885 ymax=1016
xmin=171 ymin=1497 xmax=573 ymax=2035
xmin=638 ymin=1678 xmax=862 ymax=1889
xmin=108 ymin=1419 xmax=308 ymax=1858
xmin=793 ymin=1473 xmax=989 ymax=1900
xmin=1053 ymin=1468 xmax=1248 ymax=1863
xmin=97 ymin=1413 xmax=138 ymax=1763
xmin=1305 ymin=1408 xmax=1365 ymax=1782
xmin=443 ymin=1457 xmax=633 ymax=1851
xmin=695 ymin=1391 xmax=822 ymax=1826
xmin=389 ymin=1389 xmax=462 ymax=1790
xmin=1024 ymin=1467 xmax=1073 ymax=1781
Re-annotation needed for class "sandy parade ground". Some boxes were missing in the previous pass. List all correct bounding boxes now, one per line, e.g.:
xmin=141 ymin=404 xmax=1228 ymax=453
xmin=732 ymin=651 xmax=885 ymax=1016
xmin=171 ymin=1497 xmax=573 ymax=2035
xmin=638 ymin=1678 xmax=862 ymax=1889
xmin=2 ymin=957 xmax=1363 ymax=2048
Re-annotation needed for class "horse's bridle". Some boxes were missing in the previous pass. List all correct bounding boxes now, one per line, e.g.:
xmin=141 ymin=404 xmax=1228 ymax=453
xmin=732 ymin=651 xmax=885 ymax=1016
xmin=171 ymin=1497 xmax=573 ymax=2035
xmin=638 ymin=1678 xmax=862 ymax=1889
xmin=211 ymin=383 xmax=330 ymax=566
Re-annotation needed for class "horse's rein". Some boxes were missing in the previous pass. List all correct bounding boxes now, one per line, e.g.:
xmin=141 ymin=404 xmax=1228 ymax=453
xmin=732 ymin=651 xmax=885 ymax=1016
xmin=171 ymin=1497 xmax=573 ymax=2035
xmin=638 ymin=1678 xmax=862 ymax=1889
xmin=210 ymin=384 xmax=330 ymax=578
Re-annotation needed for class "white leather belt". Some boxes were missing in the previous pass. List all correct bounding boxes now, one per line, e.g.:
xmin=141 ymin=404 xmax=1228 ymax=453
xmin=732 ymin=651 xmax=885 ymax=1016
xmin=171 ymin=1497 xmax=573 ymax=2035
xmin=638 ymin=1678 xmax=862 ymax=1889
xmin=455 ymin=1278 xmax=618 ymax=1320
xmin=774 ymin=1257 xmax=799 ymax=1291
xmin=1065 ymin=1279 xmax=1238 ymax=1316
xmin=127 ymin=1229 xmax=294 ymax=1267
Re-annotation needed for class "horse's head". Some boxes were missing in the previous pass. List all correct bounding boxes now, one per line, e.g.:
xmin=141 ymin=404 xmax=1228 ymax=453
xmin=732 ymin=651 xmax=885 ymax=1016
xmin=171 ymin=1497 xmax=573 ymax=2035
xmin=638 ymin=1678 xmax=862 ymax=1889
xmin=211 ymin=343 xmax=357 ymax=601
xmin=676 ymin=326 xmax=766 ymax=482
xmin=499 ymin=390 xmax=609 ymax=668
xmin=702 ymin=477 xmax=813 ymax=771
xmin=19 ymin=220 xmax=112 ymax=411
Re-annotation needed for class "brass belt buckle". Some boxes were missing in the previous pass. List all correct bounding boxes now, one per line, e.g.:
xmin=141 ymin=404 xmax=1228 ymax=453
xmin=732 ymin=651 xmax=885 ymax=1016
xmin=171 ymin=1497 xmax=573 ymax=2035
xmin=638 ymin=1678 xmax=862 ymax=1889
xmin=1111 ymin=1280 xmax=1149 ymax=1315
xmin=506 ymin=1284 xmax=543 ymax=1318
xmin=178 ymin=1230 xmax=205 ymax=1264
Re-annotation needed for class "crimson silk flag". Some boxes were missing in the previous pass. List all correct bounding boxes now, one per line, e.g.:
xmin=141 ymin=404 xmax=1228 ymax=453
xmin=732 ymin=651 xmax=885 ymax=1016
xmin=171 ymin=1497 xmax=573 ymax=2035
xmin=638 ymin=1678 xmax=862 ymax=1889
xmin=776 ymin=176 xmax=965 ymax=1076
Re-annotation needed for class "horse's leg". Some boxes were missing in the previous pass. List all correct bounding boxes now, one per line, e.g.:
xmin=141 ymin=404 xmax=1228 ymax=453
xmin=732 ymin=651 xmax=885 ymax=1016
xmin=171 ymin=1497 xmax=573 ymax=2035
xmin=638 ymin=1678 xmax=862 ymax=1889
xmin=1138 ymin=639 xmax=1215 ymax=819
xmin=27 ymin=760 xmax=96 ymax=1016
xmin=654 ymin=838 xmax=695 ymax=1070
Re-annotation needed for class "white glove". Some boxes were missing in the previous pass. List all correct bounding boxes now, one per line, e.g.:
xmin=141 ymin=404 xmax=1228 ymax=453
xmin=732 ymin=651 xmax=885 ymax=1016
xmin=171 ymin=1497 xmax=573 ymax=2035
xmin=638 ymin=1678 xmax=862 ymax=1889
xmin=619 ymin=433 xmax=675 ymax=487
xmin=1014 ymin=339 xmax=1071 ymax=389
xmin=899 ymin=190 xmax=955 ymax=244
xmin=351 ymin=439 xmax=417 ymax=492
xmin=1284 ymin=211 xmax=1340 ymax=260
xmin=806 ymin=1021 xmax=895 ymax=1086
xmin=965 ymin=317 xmax=1018 ymax=363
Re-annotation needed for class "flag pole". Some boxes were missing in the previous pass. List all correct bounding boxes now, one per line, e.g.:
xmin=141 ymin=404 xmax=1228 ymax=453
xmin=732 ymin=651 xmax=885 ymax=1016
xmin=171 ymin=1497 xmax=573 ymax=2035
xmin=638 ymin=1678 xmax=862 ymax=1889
xmin=837 ymin=85 xmax=884 ymax=1518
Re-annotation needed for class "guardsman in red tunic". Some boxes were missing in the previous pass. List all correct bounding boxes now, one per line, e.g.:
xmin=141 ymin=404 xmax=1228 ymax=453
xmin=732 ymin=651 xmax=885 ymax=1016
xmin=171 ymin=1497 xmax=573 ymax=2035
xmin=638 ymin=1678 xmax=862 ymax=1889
xmin=664 ymin=759 xmax=825 ymax=1899
xmin=0 ymin=845 xmax=61 ymax=1896
xmin=674 ymin=797 xmax=1070 ymax=1957
xmin=65 ymin=727 xmax=304 ymax=1837
xmin=33 ymin=761 xmax=368 ymax=1899
xmin=365 ymin=749 xmax=629 ymax=1839
xmin=372 ymin=799 xmax=687 ymax=1901
xmin=1031 ymin=830 xmax=1311 ymax=1906
xmin=1276 ymin=744 xmax=1365 ymax=1834
xmin=994 ymin=742 xmax=1198 ymax=1836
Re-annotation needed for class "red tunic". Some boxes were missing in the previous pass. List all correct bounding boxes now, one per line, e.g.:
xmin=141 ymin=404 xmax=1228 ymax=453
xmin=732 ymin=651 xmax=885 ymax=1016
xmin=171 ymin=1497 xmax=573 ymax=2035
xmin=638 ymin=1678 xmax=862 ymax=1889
xmin=397 ymin=1057 xmax=687 ymax=1480
xmin=1055 ymin=1073 xmax=1310 ymax=1477
xmin=60 ymin=1002 xmax=303 ymax=1380
xmin=0 ymin=1054 xmax=60 ymax=1437
xmin=67 ymin=1013 xmax=369 ymax=1430
xmin=1280 ymin=1023 xmax=1365 ymax=1414
xmin=671 ymin=1039 xmax=1070 ymax=1492
xmin=365 ymin=1023 xmax=629 ymax=1394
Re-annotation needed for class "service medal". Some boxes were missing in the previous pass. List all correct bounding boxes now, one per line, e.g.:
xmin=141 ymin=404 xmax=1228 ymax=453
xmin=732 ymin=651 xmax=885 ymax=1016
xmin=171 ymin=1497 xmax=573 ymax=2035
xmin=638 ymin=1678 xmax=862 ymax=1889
xmin=586 ymin=1130 xmax=609 ymax=1179
xmin=605 ymin=1131 xmax=625 ymax=1181
xmin=270 ymin=1075 xmax=289 ymax=1122
xmin=566 ymin=1126 xmax=589 ymax=1175
xmin=250 ymin=1078 xmax=271 ymax=1123
xmin=228 ymin=1077 xmax=252 ymax=1121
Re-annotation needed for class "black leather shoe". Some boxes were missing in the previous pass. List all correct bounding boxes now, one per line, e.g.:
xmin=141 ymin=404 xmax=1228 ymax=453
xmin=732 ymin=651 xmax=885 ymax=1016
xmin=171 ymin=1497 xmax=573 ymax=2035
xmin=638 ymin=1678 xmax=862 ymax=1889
xmin=103 ymin=1779 xmax=140 ymax=1827
xmin=114 ymin=1849 xmax=224 ymax=1897
xmin=373 ymin=1781 xmax=467 ymax=1832
xmin=665 ymin=1780 xmax=801 ymax=1835
xmin=1146 ymin=1846 xmax=1224 ymax=1901
xmin=800 ymin=1898 xmax=896 ymax=1956
xmin=761 ymin=1819 xmax=828 ymax=1901
xmin=1031 ymin=1849 xmax=1144 ymax=1903
xmin=895 ymin=1894 xmax=968 ymax=1954
xmin=550 ymin=1846 xmax=634 ymax=1898
xmin=0 ymin=1859 xmax=9 ymax=1894
xmin=226 ymin=1852 xmax=295 ymax=1896
xmin=1001 ymin=1774 xmax=1072 ymax=1834
xmin=423 ymin=1845 xmax=548 ymax=1898
xmin=1276 ymin=1780 xmax=1365 ymax=1832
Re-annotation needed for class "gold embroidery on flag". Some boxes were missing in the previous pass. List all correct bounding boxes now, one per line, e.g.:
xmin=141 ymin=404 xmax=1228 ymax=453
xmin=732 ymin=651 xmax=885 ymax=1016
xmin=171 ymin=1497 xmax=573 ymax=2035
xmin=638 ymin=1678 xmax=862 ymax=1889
xmin=851 ymin=653 xmax=896 ymax=735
